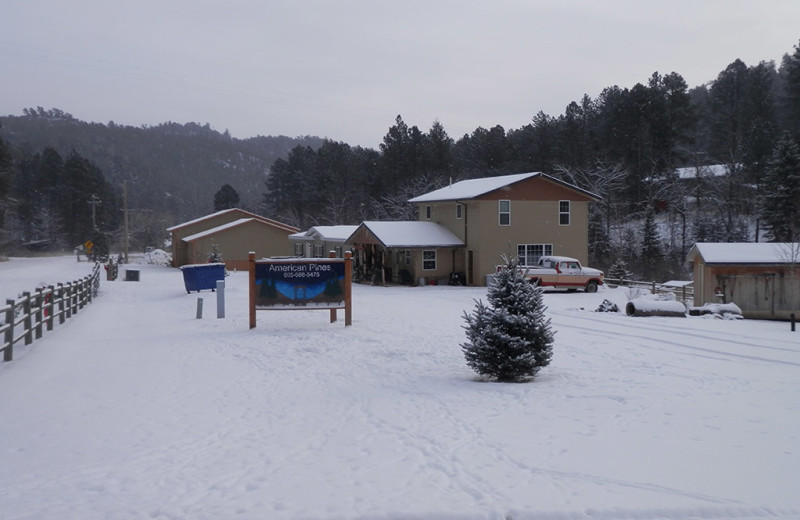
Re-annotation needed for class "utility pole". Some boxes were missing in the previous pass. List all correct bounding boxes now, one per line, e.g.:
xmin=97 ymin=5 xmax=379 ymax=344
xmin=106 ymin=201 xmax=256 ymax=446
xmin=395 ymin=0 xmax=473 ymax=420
xmin=87 ymin=194 xmax=102 ymax=230
xmin=122 ymin=181 xmax=129 ymax=263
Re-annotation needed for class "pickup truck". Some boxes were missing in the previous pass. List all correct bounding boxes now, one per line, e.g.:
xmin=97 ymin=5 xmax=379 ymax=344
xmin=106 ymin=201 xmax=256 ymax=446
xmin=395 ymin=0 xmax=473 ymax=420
xmin=522 ymin=255 xmax=604 ymax=293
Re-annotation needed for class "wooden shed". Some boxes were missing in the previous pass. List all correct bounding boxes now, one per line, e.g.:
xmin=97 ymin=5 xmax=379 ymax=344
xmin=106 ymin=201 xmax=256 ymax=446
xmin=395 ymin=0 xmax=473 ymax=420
xmin=687 ymin=242 xmax=800 ymax=320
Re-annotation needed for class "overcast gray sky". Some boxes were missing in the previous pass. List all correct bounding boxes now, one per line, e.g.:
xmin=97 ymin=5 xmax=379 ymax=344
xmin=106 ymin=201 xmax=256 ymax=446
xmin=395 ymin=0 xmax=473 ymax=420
xmin=2 ymin=1 xmax=799 ymax=148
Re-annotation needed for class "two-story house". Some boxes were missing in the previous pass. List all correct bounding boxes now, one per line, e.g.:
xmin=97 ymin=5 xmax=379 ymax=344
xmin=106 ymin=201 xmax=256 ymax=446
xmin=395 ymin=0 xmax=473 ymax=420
xmin=408 ymin=172 xmax=600 ymax=285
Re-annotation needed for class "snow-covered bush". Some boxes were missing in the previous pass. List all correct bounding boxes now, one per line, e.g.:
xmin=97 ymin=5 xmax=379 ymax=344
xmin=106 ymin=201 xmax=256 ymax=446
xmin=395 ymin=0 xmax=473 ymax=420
xmin=139 ymin=249 xmax=172 ymax=266
xmin=461 ymin=256 xmax=555 ymax=382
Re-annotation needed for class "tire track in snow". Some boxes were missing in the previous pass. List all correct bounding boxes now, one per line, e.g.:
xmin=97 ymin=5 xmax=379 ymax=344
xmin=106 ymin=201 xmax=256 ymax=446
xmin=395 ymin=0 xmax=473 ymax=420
xmin=547 ymin=309 xmax=800 ymax=367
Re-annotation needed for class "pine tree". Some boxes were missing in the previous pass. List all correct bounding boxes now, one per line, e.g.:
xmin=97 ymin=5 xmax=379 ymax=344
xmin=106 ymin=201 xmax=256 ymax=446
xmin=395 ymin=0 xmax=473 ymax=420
xmin=207 ymin=243 xmax=223 ymax=263
xmin=461 ymin=256 xmax=555 ymax=382
xmin=638 ymin=209 xmax=663 ymax=278
xmin=760 ymin=132 xmax=800 ymax=241
xmin=213 ymin=184 xmax=240 ymax=211
xmin=608 ymin=258 xmax=630 ymax=281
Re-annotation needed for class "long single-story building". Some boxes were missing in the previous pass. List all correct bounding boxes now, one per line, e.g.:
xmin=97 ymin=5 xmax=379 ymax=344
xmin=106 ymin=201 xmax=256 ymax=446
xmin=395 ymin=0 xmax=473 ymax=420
xmin=167 ymin=208 xmax=299 ymax=270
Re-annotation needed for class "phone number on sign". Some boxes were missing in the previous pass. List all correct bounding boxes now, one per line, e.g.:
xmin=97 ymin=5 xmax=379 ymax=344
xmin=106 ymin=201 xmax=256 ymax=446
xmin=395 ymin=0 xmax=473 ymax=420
xmin=282 ymin=271 xmax=321 ymax=279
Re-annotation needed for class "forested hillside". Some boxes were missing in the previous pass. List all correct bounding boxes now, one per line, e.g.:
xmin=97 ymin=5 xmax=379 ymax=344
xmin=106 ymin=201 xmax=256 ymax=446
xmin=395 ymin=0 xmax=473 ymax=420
xmin=1 ymin=40 xmax=799 ymax=280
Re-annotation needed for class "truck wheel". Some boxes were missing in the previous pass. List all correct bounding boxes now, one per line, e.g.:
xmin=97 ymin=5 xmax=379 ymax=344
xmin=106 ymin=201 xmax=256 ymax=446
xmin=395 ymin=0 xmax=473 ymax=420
xmin=585 ymin=281 xmax=598 ymax=293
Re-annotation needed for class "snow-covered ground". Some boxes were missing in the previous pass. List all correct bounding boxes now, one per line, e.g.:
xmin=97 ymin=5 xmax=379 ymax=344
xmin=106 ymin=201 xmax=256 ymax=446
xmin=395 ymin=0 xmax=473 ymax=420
xmin=1 ymin=255 xmax=798 ymax=520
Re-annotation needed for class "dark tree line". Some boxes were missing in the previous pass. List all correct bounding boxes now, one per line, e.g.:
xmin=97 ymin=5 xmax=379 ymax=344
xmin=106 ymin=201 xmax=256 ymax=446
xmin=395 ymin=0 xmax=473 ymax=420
xmin=2 ymin=40 xmax=800 ymax=280
xmin=262 ymin=40 xmax=800 ymax=280
xmin=2 ymin=145 xmax=119 ymax=254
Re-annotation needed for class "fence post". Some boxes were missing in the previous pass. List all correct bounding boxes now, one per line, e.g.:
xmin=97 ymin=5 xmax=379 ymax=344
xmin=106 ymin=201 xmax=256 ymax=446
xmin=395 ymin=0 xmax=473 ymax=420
xmin=329 ymin=251 xmax=337 ymax=324
xmin=57 ymin=283 xmax=66 ymax=324
xmin=71 ymin=281 xmax=78 ymax=315
xmin=65 ymin=283 xmax=73 ymax=319
xmin=46 ymin=285 xmax=55 ymax=331
xmin=196 ymin=298 xmax=204 ymax=319
xmin=87 ymin=273 xmax=94 ymax=304
xmin=22 ymin=292 xmax=33 ymax=345
xmin=3 ymin=299 xmax=14 ymax=361
xmin=78 ymin=277 xmax=86 ymax=309
xmin=34 ymin=287 xmax=44 ymax=340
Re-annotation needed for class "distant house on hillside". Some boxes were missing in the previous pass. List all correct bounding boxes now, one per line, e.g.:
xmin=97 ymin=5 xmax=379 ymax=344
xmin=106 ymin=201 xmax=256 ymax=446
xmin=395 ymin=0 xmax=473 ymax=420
xmin=407 ymin=172 xmax=600 ymax=286
xmin=167 ymin=208 xmax=298 ymax=270
xmin=687 ymin=242 xmax=800 ymax=320
xmin=289 ymin=225 xmax=358 ymax=259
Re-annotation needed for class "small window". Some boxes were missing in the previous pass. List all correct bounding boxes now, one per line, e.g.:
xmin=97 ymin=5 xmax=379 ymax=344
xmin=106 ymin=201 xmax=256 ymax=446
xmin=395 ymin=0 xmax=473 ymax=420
xmin=334 ymin=246 xmax=343 ymax=258
xmin=425 ymin=205 xmax=432 ymax=220
xmin=405 ymin=250 xmax=411 ymax=265
xmin=499 ymin=200 xmax=510 ymax=226
xmin=559 ymin=200 xmax=570 ymax=226
xmin=422 ymin=250 xmax=437 ymax=270
xmin=456 ymin=203 xmax=463 ymax=220
xmin=313 ymin=244 xmax=324 ymax=258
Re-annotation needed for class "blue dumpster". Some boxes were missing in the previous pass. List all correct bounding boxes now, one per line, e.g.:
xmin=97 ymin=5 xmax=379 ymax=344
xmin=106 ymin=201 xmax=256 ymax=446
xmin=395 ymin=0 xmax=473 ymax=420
xmin=180 ymin=263 xmax=226 ymax=293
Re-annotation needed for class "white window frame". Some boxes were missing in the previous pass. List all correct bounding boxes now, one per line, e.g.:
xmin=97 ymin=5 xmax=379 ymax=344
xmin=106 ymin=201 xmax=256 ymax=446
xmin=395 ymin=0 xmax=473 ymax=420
xmin=422 ymin=250 xmax=437 ymax=270
xmin=456 ymin=203 xmax=463 ymax=220
xmin=517 ymin=243 xmax=553 ymax=267
xmin=559 ymin=200 xmax=571 ymax=226
xmin=499 ymin=200 xmax=511 ymax=226
xmin=293 ymin=242 xmax=304 ymax=257
xmin=313 ymin=244 xmax=324 ymax=258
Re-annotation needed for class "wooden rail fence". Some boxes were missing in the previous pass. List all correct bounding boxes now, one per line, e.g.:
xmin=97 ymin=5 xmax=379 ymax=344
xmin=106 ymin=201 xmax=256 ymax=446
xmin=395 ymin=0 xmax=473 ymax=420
xmin=0 ymin=262 xmax=101 ymax=362
xmin=604 ymin=277 xmax=694 ymax=306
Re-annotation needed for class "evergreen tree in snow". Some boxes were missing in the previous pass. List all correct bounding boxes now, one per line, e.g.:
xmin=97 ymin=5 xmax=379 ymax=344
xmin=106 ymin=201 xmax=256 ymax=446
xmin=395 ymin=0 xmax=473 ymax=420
xmin=608 ymin=258 xmax=631 ymax=281
xmin=213 ymin=183 xmax=240 ymax=212
xmin=207 ymin=243 xmax=223 ymax=263
xmin=461 ymin=256 xmax=555 ymax=382
xmin=760 ymin=132 xmax=800 ymax=242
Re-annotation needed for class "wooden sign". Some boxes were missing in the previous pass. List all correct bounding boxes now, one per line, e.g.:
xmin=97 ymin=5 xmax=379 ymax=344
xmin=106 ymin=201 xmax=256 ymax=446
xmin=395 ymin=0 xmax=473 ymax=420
xmin=249 ymin=251 xmax=352 ymax=328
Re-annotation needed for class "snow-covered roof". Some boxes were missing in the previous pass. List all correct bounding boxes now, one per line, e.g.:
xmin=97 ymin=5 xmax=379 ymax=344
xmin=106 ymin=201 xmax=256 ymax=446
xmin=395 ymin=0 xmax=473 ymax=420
xmin=687 ymin=242 xmax=800 ymax=264
xmin=167 ymin=208 xmax=298 ymax=233
xmin=182 ymin=218 xmax=254 ymax=242
xmin=661 ymin=280 xmax=693 ymax=288
xmin=407 ymin=172 xmax=600 ymax=203
xmin=290 ymin=225 xmax=359 ymax=242
xmin=167 ymin=208 xmax=245 ymax=232
xmin=675 ymin=164 xmax=735 ymax=179
xmin=351 ymin=221 xmax=464 ymax=248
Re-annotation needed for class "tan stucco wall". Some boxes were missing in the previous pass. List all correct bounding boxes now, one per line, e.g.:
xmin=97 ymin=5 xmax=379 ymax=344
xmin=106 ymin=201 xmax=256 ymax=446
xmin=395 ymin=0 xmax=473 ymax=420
xmin=170 ymin=211 xmax=251 ymax=267
xmin=186 ymin=222 xmax=294 ymax=271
